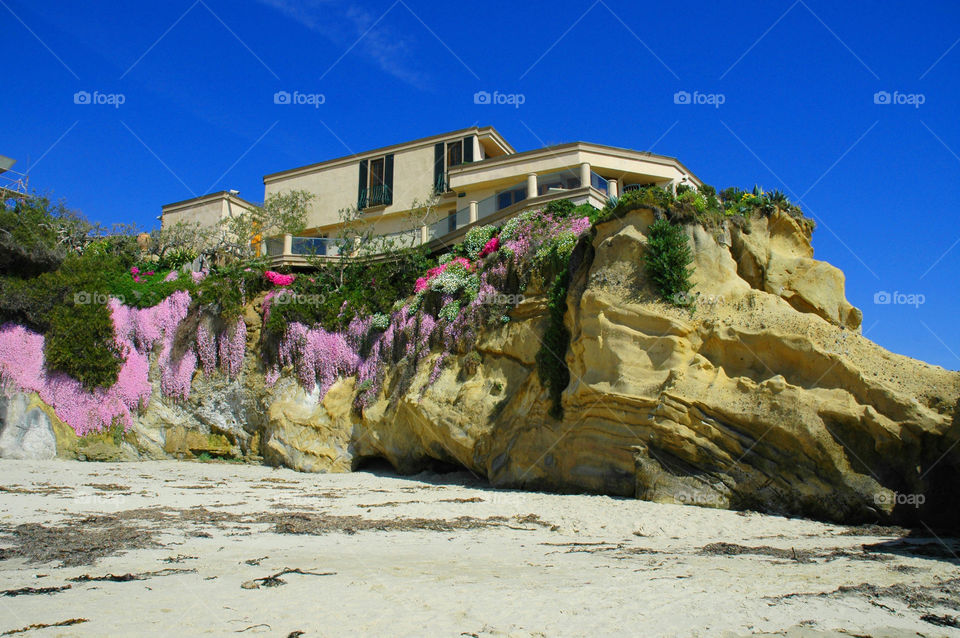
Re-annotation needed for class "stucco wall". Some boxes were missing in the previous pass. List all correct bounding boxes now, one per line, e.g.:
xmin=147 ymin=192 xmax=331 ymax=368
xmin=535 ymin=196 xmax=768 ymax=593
xmin=265 ymin=144 xmax=442 ymax=230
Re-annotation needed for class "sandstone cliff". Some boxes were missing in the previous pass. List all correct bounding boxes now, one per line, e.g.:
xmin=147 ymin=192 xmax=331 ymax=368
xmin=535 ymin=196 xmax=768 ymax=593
xmin=3 ymin=209 xmax=957 ymax=527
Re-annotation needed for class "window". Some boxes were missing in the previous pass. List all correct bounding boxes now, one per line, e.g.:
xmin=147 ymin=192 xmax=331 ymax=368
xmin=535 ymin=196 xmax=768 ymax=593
xmin=369 ymin=157 xmax=385 ymax=189
xmin=446 ymin=140 xmax=463 ymax=168
xmin=361 ymin=155 xmax=392 ymax=207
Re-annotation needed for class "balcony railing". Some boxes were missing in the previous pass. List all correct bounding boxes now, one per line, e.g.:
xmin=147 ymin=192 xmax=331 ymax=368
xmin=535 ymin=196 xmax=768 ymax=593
xmin=291 ymin=236 xmax=340 ymax=257
xmin=358 ymin=184 xmax=392 ymax=209
xmin=268 ymin=178 xmax=607 ymax=265
xmin=590 ymin=171 xmax=608 ymax=193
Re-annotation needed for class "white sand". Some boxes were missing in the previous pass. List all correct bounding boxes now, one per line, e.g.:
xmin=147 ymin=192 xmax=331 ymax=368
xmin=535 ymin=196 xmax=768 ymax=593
xmin=0 ymin=460 xmax=957 ymax=637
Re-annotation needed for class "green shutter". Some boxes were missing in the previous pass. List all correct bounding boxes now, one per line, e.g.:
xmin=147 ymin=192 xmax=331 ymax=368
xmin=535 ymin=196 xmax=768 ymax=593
xmin=384 ymin=153 xmax=394 ymax=205
xmin=463 ymin=135 xmax=474 ymax=163
xmin=358 ymin=159 xmax=368 ymax=209
xmin=433 ymin=142 xmax=444 ymax=192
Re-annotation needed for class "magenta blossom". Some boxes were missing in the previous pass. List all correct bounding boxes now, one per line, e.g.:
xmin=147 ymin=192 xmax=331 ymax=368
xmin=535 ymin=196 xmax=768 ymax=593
xmin=145 ymin=271 xmax=154 ymax=276
xmin=130 ymin=266 xmax=140 ymax=275
xmin=264 ymin=270 xmax=295 ymax=286
xmin=479 ymin=236 xmax=499 ymax=258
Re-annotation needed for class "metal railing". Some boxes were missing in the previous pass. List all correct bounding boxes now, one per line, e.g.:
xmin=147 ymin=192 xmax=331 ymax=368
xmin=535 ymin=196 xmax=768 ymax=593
xmin=358 ymin=184 xmax=392 ymax=209
xmin=477 ymin=192 xmax=498 ymax=219
xmin=536 ymin=169 xmax=581 ymax=195
xmin=292 ymin=236 xmax=340 ymax=257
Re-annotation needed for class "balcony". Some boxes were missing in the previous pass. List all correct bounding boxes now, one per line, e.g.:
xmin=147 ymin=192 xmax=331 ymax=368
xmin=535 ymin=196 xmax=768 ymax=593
xmin=358 ymin=184 xmax=392 ymax=209
xmin=265 ymin=175 xmax=610 ymax=268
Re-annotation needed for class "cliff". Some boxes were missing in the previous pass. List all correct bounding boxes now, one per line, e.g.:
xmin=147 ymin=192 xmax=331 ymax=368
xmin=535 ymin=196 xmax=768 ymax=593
xmin=2 ymin=208 xmax=957 ymax=528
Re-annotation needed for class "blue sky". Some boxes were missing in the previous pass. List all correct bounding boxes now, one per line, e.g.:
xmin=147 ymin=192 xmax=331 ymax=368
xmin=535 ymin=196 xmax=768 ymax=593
xmin=2 ymin=0 xmax=959 ymax=369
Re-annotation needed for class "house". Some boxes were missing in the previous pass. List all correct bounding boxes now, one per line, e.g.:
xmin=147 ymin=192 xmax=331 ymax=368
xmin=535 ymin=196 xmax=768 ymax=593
xmin=161 ymin=126 xmax=701 ymax=266
xmin=160 ymin=190 xmax=258 ymax=230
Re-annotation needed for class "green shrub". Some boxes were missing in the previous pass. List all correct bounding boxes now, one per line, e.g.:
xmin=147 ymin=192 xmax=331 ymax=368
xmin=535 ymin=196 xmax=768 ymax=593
xmin=106 ymin=268 xmax=193 ymax=309
xmin=44 ymin=302 xmax=123 ymax=390
xmin=644 ymin=218 xmax=694 ymax=306
xmin=536 ymin=262 xmax=571 ymax=421
xmin=463 ymin=225 xmax=497 ymax=259
xmin=438 ymin=300 xmax=461 ymax=322
xmin=543 ymin=199 xmax=575 ymax=217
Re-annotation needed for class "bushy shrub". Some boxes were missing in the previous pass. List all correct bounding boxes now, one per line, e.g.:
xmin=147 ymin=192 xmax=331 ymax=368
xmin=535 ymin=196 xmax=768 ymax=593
xmin=463 ymin=225 xmax=497 ymax=259
xmin=644 ymin=218 xmax=694 ymax=306
xmin=106 ymin=267 xmax=193 ymax=309
xmin=44 ymin=302 xmax=123 ymax=390
xmin=370 ymin=313 xmax=390 ymax=331
xmin=438 ymin=300 xmax=461 ymax=322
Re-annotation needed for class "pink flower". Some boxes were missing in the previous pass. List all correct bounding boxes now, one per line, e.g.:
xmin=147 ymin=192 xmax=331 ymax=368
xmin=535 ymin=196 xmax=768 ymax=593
xmin=145 ymin=271 xmax=155 ymax=276
xmin=264 ymin=271 xmax=295 ymax=286
xmin=133 ymin=275 xmax=142 ymax=283
xmin=164 ymin=271 xmax=178 ymax=282
xmin=191 ymin=270 xmax=207 ymax=284
xmin=479 ymin=236 xmax=499 ymax=258
xmin=130 ymin=266 xmax=140 ymax=275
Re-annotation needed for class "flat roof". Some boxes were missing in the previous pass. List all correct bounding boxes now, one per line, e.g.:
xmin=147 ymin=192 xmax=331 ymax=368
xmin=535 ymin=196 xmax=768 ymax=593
xmin=448 ymin=141 xmax=701 ymax=184
xmin=262 ymin=126 xmax=515 ymax=183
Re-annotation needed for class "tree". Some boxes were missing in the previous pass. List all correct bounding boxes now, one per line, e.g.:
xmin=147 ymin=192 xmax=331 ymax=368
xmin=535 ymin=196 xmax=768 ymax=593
xmin=0 ymin=193 xmax=88 ymax=275
xmin=215 ymin=190 xmax=314 ymax=259
xmin=147 ymin=220 xmax=213 ymax=268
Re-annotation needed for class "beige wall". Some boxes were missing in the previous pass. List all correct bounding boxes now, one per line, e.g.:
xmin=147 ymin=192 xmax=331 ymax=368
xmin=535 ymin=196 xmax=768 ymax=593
xmin=161 ymin=195 xmax=252 ymax=230
xmin=264 ymin=137 xmax=462 ymax=231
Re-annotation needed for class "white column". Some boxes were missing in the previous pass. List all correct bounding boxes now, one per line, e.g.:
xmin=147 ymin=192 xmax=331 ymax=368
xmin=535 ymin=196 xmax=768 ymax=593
xmin=526 ymin=173 xmax=538 ymax=199
xmin=579 ymin=162 xmax=591 ymax=189
xmin=607 ymin=178 xmax=619 ymax=198
xmin=282 ymin=233 xmax=293 ymax=257
xmin=469 ymin=200 xmax=478 ymax=223
xmin=420 ymin=224 xmax=429 ymax=245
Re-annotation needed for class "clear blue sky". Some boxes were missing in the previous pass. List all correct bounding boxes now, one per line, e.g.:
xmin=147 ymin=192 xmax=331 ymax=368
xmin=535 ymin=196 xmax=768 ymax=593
xmin=2 ymin=0 xmax=958 ymax=369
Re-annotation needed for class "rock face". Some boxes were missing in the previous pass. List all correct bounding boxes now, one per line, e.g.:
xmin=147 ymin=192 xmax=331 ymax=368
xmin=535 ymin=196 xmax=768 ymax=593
xmin=4 ymin=209 xmax=958 ymax=528
xmin=0 ymin=394 xmax=57 ymax=460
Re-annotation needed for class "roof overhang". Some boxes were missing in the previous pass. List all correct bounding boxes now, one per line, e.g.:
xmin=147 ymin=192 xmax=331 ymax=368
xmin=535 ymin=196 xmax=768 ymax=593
xmin=447 ymin=142 xmax=701 ymax=192
xmin=263 ymin=125 xmax=515 ymax=185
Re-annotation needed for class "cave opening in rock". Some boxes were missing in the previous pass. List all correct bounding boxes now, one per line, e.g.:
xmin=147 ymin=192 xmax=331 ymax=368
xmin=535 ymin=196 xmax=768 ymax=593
xmin=352 ymin=456 xmax=399 ymax=475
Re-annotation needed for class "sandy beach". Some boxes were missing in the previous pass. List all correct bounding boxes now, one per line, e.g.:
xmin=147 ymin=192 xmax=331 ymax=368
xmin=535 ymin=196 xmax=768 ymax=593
xmin=0 ymin=460 xmax=957 ymax=637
